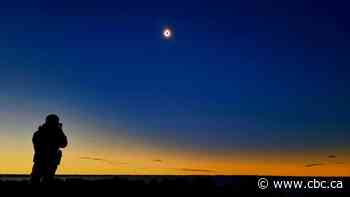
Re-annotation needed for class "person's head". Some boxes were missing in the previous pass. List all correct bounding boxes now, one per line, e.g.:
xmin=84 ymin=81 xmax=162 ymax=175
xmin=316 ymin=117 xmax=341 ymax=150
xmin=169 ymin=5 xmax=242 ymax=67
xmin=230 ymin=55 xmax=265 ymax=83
xmin=45 ymin=114 xmax=60 ymax=127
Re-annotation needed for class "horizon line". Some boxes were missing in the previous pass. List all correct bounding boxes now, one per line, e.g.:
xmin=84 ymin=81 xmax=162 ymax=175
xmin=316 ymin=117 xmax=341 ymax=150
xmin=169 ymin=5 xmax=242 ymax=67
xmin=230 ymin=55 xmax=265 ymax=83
xmin=0 ymin=174 xmax=349 ymax=178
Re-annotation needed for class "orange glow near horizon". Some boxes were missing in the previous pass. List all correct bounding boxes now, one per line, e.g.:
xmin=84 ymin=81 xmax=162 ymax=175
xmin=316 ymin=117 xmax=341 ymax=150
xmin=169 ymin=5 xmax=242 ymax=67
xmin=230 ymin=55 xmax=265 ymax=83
xmin=1 ymin=136 xmax=349 ymax=176
xmin=0 ymin=113 xmax=349 ymax=176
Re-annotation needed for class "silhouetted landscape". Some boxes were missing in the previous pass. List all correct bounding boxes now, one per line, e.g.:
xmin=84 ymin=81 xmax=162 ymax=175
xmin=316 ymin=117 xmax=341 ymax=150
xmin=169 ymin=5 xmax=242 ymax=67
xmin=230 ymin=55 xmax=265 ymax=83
xmin=1 ymin=175 xmax=349 ymax=196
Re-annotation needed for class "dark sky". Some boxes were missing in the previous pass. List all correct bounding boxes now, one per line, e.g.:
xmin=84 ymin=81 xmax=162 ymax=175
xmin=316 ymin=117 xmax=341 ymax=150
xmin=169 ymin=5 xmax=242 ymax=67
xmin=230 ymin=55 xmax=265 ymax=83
xmin=0 ymin=0 xmax=349 ymax=171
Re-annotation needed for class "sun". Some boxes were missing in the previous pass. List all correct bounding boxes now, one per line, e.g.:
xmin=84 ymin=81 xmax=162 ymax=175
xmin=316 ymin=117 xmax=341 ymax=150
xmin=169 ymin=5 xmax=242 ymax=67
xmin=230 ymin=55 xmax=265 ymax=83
xmin=162 ymin=27 xmax=173 ymax=39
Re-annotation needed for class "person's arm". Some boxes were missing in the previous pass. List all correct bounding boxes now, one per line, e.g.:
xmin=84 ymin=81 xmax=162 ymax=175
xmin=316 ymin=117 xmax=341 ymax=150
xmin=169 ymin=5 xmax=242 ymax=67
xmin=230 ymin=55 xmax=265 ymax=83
xmin=58 ymin=130 xmax=68 ymax=148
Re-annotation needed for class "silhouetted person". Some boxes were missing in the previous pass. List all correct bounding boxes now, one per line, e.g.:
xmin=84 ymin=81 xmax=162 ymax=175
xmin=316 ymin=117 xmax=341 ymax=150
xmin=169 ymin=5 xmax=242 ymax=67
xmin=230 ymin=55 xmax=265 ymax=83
xmin=31 ymin=114 xmax=68 ymax=184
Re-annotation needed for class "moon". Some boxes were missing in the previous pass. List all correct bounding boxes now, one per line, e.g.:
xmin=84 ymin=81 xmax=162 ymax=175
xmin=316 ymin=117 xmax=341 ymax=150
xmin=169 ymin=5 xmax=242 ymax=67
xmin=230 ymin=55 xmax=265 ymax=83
xmin=163 ymin=27 xmax=172 ymax=39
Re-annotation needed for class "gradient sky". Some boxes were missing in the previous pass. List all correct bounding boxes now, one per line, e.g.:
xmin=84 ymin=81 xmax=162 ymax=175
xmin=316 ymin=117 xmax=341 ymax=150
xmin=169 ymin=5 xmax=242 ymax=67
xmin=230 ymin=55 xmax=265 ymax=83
xmin=0 ymin=0 xmax=349 ymax=176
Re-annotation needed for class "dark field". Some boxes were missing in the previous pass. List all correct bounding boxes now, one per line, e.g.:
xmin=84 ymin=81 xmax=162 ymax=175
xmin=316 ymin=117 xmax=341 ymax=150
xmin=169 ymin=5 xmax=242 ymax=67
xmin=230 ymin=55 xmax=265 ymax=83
xmin=0 ymin=175 xmax=349 ymax=196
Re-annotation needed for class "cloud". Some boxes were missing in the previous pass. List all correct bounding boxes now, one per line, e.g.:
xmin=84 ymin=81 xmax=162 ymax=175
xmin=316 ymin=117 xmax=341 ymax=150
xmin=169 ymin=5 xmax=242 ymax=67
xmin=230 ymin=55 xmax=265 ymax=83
xmin=177 ymin=168 xmax=218 ymax=173
xmin=80 ymin=157 xmax=114 ymax=165
xmin=80 ymin=157 xmax=106 ymax=161
xmin=153 ymin=159 xmax=163 ymax=163
xmin=304 ymin=156 xmax=346 ymax=168
xmin=304 ymin=163 xmax=325 ymax=168
xmin=80 ymin=156 xmax=128 ymax=165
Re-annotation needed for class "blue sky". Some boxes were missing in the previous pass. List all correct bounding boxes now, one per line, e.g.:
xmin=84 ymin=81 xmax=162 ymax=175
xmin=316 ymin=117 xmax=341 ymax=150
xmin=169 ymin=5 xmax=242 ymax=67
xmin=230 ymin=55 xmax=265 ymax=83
xmin=0 ymin=0 xmax=349 ymax=163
